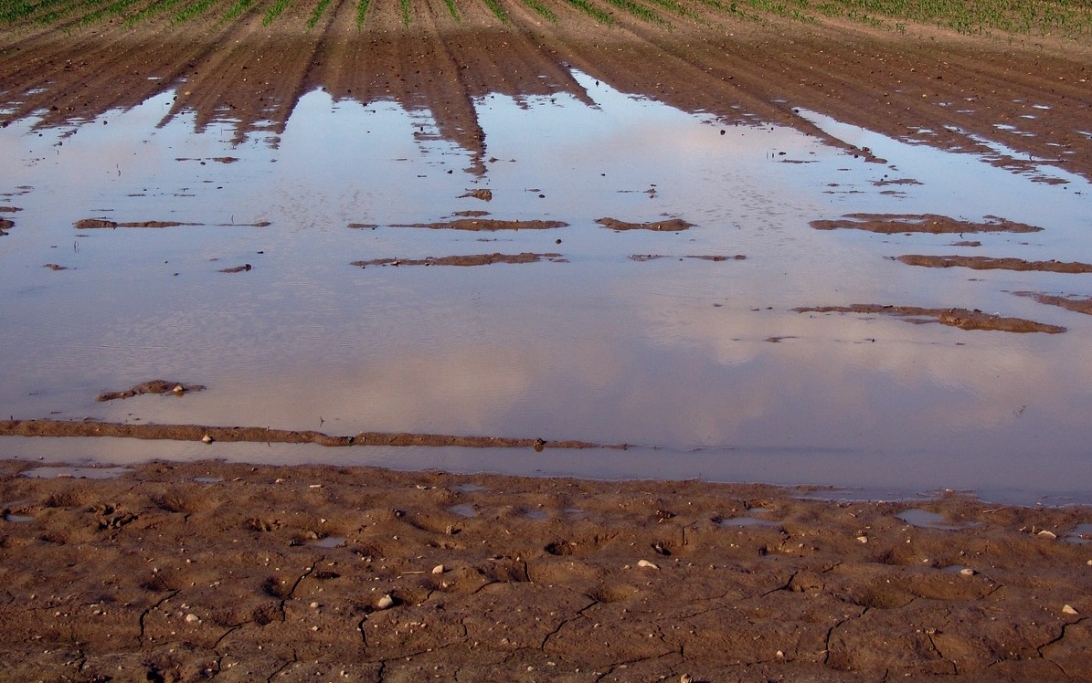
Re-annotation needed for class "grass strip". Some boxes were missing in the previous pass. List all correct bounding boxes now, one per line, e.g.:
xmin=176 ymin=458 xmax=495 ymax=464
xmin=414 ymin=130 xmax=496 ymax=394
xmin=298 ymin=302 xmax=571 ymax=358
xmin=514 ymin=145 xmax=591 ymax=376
xmin=481 ymin=0 xmax=507 ymax=21
xmin=122 ymin=0 xmax=186 ymax=26
xmin=561 ymin=0 xmax=612 ymax=22
xmin=79 ymin=0 xmax=145 ymax=25
xmin=306 ymin=0 xmax=332 ymax=27
xmin=35 ymin=0 xmax=112 ymax=25
xmin=519 ymin=0 xmax=555 ymax=20
xmin=263 ymin=0 xmax=292 ymax=23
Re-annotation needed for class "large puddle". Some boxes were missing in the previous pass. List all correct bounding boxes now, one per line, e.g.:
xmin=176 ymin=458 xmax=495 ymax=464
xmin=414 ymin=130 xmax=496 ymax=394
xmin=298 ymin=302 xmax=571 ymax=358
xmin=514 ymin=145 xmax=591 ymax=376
xmin=2 ymin=71 xmax=1091 ymax=504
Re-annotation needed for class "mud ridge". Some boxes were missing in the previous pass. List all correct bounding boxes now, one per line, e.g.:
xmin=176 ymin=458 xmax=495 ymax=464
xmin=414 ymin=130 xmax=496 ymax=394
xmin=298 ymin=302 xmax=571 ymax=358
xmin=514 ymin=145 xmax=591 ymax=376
xmin=0 ymin=419 xmax=615 ymax=450
xmin=795 ymin=304 xmax=1066 ymax=334
xmin=896 ymin=255 xmax=1092 ymax=274
xmin=352 ymin=253 xmax=565 ymax=267
xmin=811 ymin=214 xmax=1043 ymax=235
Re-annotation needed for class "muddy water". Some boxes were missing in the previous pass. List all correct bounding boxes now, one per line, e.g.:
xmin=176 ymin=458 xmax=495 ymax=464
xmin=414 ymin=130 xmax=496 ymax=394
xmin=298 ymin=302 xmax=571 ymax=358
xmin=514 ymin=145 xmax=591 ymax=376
xmin=2 ymin=72 xmax=1091 ymax=503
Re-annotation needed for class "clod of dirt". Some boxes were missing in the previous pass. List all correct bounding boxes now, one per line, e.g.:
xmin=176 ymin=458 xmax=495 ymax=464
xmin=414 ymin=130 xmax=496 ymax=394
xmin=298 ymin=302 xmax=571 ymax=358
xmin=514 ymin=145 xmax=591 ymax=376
xmin=896 ymin=255 xmax=1092 ymax=273
xmin=596 ymin=217 xmax=693 ymax=231
xmin=43 ymin=263 xmax=67 ymax=270
xmin=95 ymin=380 xmax=207 ymax=402
xmin=393 ymin=219 xmax=567 ymax=231
xmin=460 ymin=189 xmax=493 ymax=201
xmin=810 ymin=214 xmax=1042 ymax=234
xmin=1012 ymin=291 xmax=1092 ymax=316
xmin=219 ymin=264 xmax=252 ymax=273
xmin=795 ymin=304 xmax=1065 ymax=333
xmin=352 ymin=253 xmax=564 ymax=267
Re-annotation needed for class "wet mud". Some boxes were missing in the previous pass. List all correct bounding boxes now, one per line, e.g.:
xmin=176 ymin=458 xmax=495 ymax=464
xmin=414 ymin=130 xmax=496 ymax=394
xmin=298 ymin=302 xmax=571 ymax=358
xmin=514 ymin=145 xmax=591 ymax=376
xmin=392 ymin=219 xmax=568 ymax=231
xmin=897 ymin=255 xmax=1092 ymax=274
xmin=1013 ymin=291 xmax=1092 ymax=316
xmin=795 ymin=304 xmax=1066 ymax=334
xmin=629 ymin=254 xmax=746 ymax=262
xmin=352 ymin=253 xmax=565 ymax=267
xmin=596 ymin=217 xmax=693 ymax=232
xmin=95 ymin=380 xmax=207 ymax=402
xmin=0 ymin=419 xmax=610 ymax=450
xmin=810 ymin=214 xmax=1043 ymax=235
xmin=0 ymin=460 xmax=1089 ymax=681
xmin=74 ymin=219 xmax=201 ymax=229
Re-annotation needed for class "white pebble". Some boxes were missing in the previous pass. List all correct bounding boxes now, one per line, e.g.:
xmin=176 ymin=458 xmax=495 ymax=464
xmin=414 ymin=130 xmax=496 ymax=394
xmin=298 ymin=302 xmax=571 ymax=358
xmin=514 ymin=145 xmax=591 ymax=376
xmin=184 ymin=613 xmax=199 ymax=623
xmin=856 ymin=536 xmax=868 ymax=544
xmin=637 ymin=559 xmax=659 ymax=570
xmin=432 ymin=564 xmax=445 ymax=575
xmin=1062 ymin=604 xmax=1079 ymax=615
xmin=376 ymin=594 xmax=395 ymax=610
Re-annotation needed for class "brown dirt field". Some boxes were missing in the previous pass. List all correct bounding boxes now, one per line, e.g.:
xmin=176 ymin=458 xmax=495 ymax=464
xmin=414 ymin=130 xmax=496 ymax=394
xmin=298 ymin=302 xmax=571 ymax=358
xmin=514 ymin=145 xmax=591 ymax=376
xmin=1 ymin=460 xmax=1091 ymax=682
xmin=4 ymin=4 xmax=1092 ymax=680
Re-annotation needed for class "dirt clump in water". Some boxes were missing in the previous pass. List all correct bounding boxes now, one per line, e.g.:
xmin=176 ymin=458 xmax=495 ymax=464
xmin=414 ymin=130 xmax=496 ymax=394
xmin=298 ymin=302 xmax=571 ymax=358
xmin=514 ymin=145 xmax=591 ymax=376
xmin=796 ymin=304 xmax=1066 ymax=333
xmin=73 ymin=218 xmax=201 ymax=229
xmin=897 ymin=255 xmax=1092 ymax=273
xmin=596 ymin=217 xmax=694 ymax=231
xmin=393 ymin=219 xmax=568 ymax=231
xmin=219 ymin=264 xmax=253 ymax=273
xmin=1013 ymin=291 xmax=1092 ymax=316
xmin=95 ymin=380 xmax=207 ymax=402
xmin=811 ymin=213 xmax=1043 ymax=234
xmin=352 ymin=253 xmax=565 ymax=267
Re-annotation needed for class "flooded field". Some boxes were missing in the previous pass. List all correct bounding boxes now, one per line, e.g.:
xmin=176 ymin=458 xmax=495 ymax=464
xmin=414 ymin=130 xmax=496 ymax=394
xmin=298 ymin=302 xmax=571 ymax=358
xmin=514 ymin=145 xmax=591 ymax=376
xmin=3 ymin=63 xmax=1092 ymax=503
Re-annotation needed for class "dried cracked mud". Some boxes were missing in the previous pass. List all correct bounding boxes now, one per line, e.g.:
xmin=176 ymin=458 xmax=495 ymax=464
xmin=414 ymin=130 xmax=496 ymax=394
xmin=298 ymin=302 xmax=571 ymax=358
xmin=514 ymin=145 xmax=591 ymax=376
xmin=1 ymin=461 xmax=1091 ymax=682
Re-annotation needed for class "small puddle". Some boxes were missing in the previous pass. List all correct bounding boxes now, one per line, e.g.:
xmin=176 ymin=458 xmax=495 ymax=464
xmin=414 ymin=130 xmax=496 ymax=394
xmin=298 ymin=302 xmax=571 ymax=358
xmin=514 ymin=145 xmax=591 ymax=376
xmin=20 ymin=466 xmax=132 ymax=480
xmin=1065 ymin=523 xmax=1092 ymax=544
xmin=4 ymin=513 xmax=34 ymax=523
xmin=896 ymin=509 xmax=970 ymax=530
xmin=717 ymin=517 xmax=782 ymax=528
xmin=448 ymin=504 xmax=477 ymax=518
xmin=310 ymin=536 xmax=346 ymax=548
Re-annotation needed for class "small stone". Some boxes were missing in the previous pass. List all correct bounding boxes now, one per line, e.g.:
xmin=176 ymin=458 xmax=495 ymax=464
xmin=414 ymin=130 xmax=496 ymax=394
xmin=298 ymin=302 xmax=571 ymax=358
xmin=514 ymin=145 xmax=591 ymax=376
xmin=856 ymin=536 xmax=868 ymax=544
xmin=959 ymin=567 xmax=975 ymax=577
xmin=680 ymin=675 xmax=694 ymax=683
xmin=432 ymin=564 xmax=445 ymax=575
xmin=637 ymin=559 xmax=659 ymax=570
xmin=172 ymin=384 xmax=185 ymax=394
xmin=201 ymin=434 xmax=214 ymax=444
xmin=310 ymin=602 xmax=320 ymax=609
xmin=1062 ymin=604 xmax=1079 ymax=615
xmin=1038 ymin=530 xmax=1058 ymax=539
xmin=184 ymin=613 xmax=199 ymax=623
xmin=376 ymin=594 xmax=395 ymax=610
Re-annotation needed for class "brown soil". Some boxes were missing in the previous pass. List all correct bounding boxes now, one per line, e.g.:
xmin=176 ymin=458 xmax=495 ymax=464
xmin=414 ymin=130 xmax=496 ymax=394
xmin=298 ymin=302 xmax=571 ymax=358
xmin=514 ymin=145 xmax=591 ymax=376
xmin=352 ymin=253 xmax=565 ymax=267
xmin=811 ymin=214 xmax=1043 ymax=235
xmin=0 ymin=419 xmax=610 ymax=450
xmin=74 ymin=219 xmax=202 ymax=229
xmin=393 ymin=219 xmax=568 ymax=231
xmin=95 ymin=380 xmax=207 ymax=402
xmin=795 ymin=304 xmax=1066 ymax=333
xmin=1013 ymin=291 xmax=1092 ymax=316
xmin=597 ymin=218 xmax=693 ymax=232
xmin=5 ymin=5 xmax=1092 ymax=680
xmin=0 ymin=460 xmax=1090 ymax=681
xmin=897 ymin=255 xmax=1092 ymax=274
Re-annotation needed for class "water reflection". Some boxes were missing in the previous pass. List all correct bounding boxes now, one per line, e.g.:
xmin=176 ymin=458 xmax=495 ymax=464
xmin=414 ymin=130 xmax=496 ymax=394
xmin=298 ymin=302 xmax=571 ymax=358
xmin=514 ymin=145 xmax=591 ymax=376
xmin=2 ymin=72 xmax=1092 ymax=503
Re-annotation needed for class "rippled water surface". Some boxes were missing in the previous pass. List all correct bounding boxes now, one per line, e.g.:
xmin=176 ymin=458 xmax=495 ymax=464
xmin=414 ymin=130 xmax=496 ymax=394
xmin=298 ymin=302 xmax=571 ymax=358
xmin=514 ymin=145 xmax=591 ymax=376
xmin=2 ymin=72 xmax=1091 ymax=503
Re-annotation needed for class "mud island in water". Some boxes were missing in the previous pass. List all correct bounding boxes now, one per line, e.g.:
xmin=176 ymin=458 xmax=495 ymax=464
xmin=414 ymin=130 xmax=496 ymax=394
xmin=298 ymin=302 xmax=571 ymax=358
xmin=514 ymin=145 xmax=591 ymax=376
xmin=3 ymin=0 xmax=1092 ymax=679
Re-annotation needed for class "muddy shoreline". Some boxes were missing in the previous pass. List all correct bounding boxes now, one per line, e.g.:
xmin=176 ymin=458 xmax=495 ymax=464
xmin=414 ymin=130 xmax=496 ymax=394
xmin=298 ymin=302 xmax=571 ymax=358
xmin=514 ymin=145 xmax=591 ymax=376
xmin=1 ymin=460 xmax=1090 ymax=682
